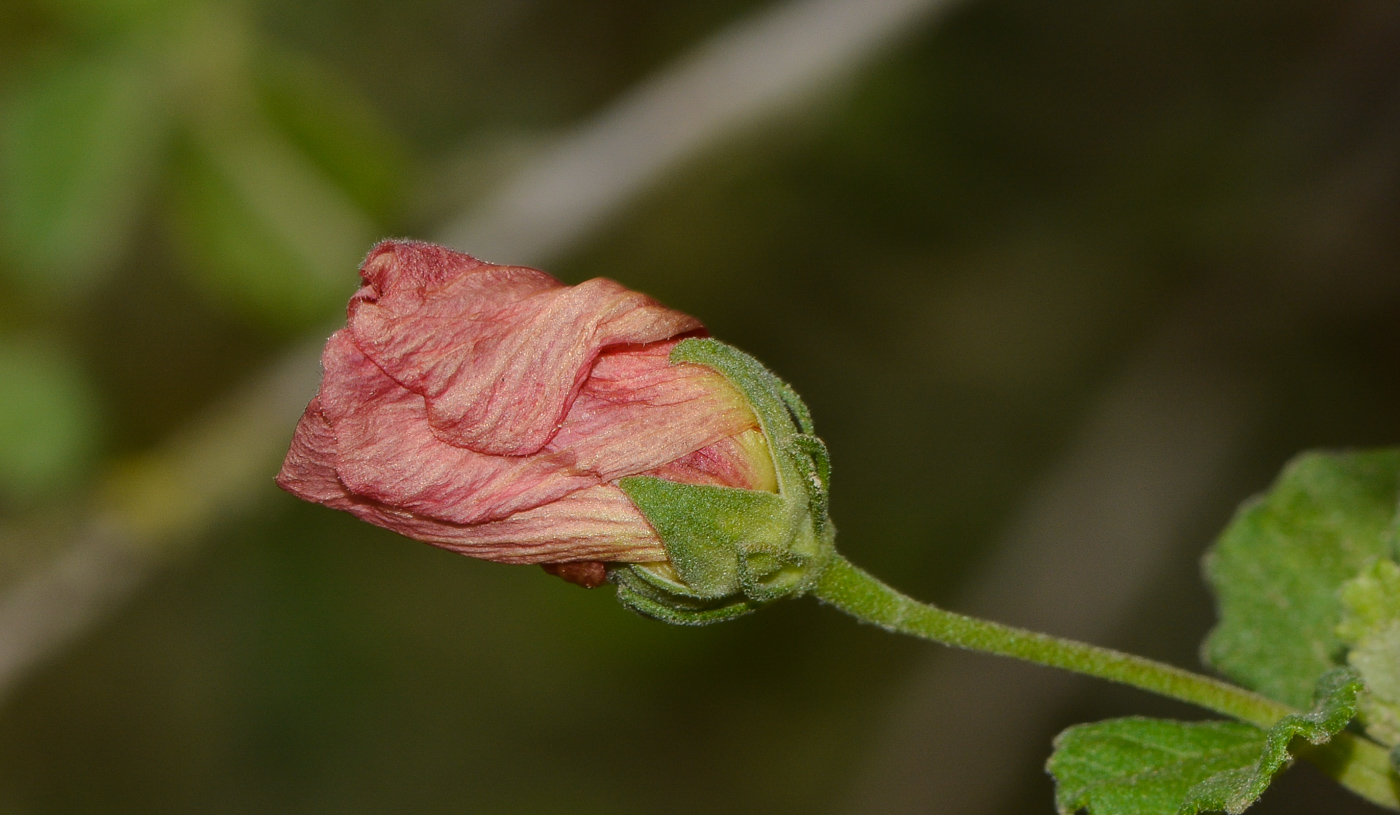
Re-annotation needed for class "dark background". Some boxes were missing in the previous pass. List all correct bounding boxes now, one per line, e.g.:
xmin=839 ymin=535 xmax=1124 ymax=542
xmin=1 ymin=0 xmax=1399 ymax=812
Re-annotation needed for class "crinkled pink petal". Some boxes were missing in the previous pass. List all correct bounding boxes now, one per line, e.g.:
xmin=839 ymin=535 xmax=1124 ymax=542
xmin=648 ymin=428 xmax=778 ymax=492
xmin=351 ymin=240 xmax=495 ymax=308
xmin=548 ymin=343 xmax=756 ymax=481
xmin=405 ymin=484 xmax=667 ymax=564
xmin=347 ymin=240 xmax=702 ymax=456
xmin=275 ymin=240 xmax=775 ymax=568
xmin=280 ymin=456 xmax=665 ymax=565
xmin=349 ymin=242 xmax=561 ymax=399
xmin=311 ymin=332 xmax=755 ymax=527
xmin=316 ymin=330 xmax=593 ymax=524
xmin=275 ymin=396 xmax=348 ymax=504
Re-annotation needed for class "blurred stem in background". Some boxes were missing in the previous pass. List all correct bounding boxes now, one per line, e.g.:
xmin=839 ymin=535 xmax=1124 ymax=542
xmin=0 ymin=0 xmax=396 ymax=696
xmin=2 ymin=0 xmax=1400 ymax=812
xmin=0 ymin=0 xmax=957 ymax=708
xmin=1 ymin=0 xmax=388 ymax=320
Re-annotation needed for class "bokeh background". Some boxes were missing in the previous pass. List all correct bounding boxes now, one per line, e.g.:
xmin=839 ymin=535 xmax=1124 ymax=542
xmin=1 ymin=0 xmax=1399 ymax=812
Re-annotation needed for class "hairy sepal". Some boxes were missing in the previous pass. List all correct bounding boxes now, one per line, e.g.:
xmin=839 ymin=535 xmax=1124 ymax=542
xmin=611 ymin=339 xmax=836 ymax=624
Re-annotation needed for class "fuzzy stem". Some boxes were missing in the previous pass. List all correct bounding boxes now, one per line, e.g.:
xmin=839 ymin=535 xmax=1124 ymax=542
xmin=811 ymin=555 xmax=1400 ymax=810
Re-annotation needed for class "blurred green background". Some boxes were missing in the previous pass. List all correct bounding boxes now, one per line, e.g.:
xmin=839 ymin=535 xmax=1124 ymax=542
xmin=1 ymin=0 xmax=1399 ymax=812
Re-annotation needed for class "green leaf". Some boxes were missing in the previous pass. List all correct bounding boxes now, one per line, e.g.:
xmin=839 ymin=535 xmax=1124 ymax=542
xmin=256 ymin=49 xmax=407 ymax=224
xmin=1049 ymin=669 xmax=1363 ymax=815
xmin=0 ymin=52 xmax=163 ymax=297
xmin=1338 ymin=559 xmax=1400 ymax=746
xmin=1203 ymin=449 xmax=1400 ymax=708
xmin=169 ymin=119 xmax=376 ymax=327
xmin=1180 ymin=668 xmax=1362 ymax=814
xmin=1049 ymin=719 xmax=1264 ymax=815
xmin=0 ymin=337 xmax=100 ymax=502
xmin=617 ymin=477 xmax=786 ymax=600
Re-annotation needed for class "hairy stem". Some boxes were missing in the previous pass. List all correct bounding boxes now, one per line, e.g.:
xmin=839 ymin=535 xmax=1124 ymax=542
xmin=812 ymin=555 xmax=1400 ymax=810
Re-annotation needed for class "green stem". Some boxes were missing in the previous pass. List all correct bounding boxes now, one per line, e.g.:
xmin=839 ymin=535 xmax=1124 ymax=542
xmin=812 ymin=555 xmax=1400 ymax=810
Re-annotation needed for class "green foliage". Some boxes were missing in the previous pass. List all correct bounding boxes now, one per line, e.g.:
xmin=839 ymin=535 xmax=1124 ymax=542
xmin=1179 ymin=669 xmax=1364 ymax=814
xmin=32 ymin=0 xmax=187 ymax=35
xmin=1338 ymin=559 xmax=1400 ymax=747
xmin=0 ymin=52 xmax=163 ymax=297
xmin=1050 ymin=719 xmax=1264 ymax=815
xmin=256 ymin=49 xmax=408 ymax=224
xmin=1 ymin=0 xmax=400 ymax=328
xmin=1049 ymin=669 xmax=1363 ymax=815
xmin=1203 ymin=449 xmax=1400 ymax=709
xmin=1052 ymin=450 xmax=1400 ymax=812
xmin=0 ymin=337 xmax=99 ymax=502
xmin=168 ymin=124 xmax=376 ymax=328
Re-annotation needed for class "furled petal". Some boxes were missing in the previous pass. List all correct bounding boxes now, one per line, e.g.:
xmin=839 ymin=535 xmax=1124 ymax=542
xmin=281 ymin=465 xmax=666 ymax=565
xmin=313 ymin=331 xmax=756 ymax=526
xmin=347 ymin=240 xmax=702 ymax=456
xmin=406 ymin=484 xmax=668 ymax=564
xmin=648 ymin=428 xmax=779 ymax=492
xmin=547 ymin=343 xmax=757 ymax=481
xmin=316 ymin=330 xmax=593 ymax=524
xmin=275 ymin=396 xmax=349 ymax=504
xmin=275 ymin=240 xmax=777 ymax=570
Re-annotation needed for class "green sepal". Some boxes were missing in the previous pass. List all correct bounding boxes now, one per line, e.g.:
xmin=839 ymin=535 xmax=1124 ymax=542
xmin=609 ymin=562 xmax=758 ymax=626
xmin=617 ymin=477 xmax=787 ymax=600
xmin=609 ymin=340 xmax=836 ymax=624
xmin=669 ymin=338 xmax=828 ymax=512
xmin=786 ymin=434 xmax=831 ymax=532
xmin=776 ymin=380 xmax=815 ymax=435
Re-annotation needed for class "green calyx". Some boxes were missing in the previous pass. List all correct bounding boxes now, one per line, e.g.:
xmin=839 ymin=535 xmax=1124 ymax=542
xmin=610 ymin=338 xmax=836 ymax=625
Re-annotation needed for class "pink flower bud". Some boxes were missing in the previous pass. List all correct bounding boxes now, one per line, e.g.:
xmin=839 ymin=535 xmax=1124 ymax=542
xmin=277 ymin=240 xmax=776 ymax=586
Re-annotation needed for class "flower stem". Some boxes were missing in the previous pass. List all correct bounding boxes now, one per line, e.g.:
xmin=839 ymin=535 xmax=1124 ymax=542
xmin=811 ymin=555 xmax=1400 ymax=810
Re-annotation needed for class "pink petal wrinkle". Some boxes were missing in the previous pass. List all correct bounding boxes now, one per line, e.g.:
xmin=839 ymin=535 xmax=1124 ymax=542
xmin=305 ymin=484 xmax=666 ymax=564
xmin=347 ymin=241 xmax=701 ymax=456
xmin=547 ymin=343 xmax=756 ymax=482
xmin=352 ymin=240 xmax=492 ymax=311
xmin=649 ymin=429 xmax=778 ymax=493
xmin=316 ymin=331 xmax=596 ymax=525
xmin=413 ymin=484 xmax=668 ymax=564
xmin=276 ymin=396 xmax=350 ymax=505
xmin=275 ymin=239 xmax=775 ymax=569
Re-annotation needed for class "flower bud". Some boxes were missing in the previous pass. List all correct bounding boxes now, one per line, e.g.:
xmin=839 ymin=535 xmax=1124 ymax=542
xmin=277 ymin=240 xmax=833 ymax=620
xmin=610 ymin=338 xmax=835 ymax=623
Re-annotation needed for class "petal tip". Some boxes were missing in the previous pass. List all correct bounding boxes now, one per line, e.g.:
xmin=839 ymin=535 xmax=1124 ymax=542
xmin=356 ymin=239 xmax=488 ymax=303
